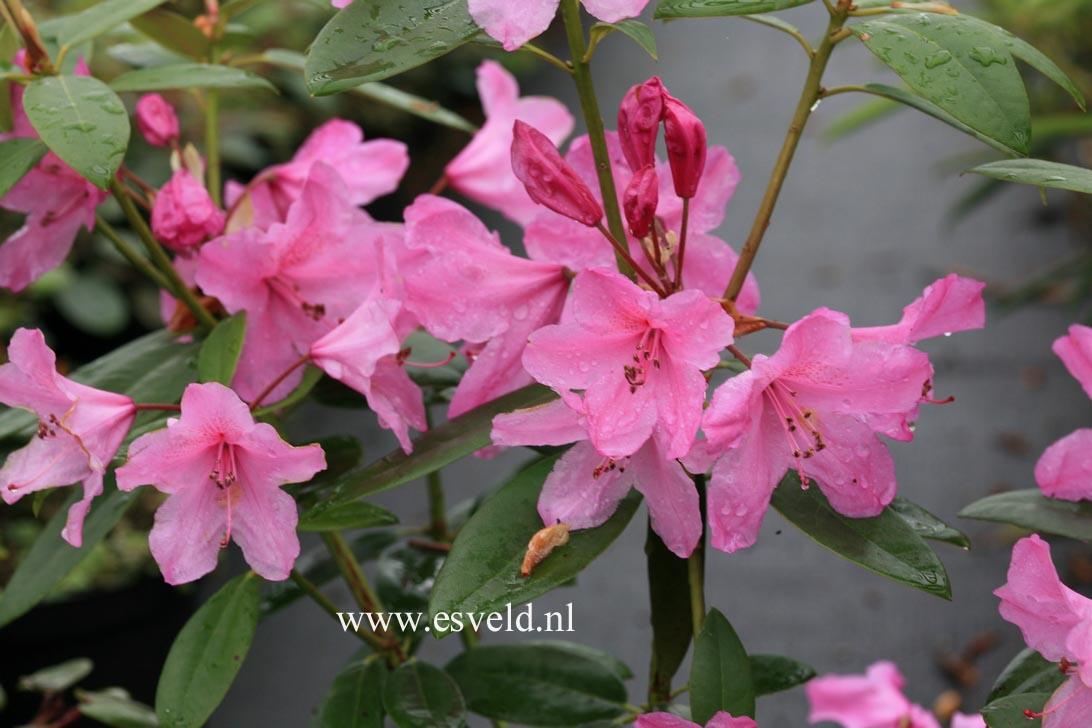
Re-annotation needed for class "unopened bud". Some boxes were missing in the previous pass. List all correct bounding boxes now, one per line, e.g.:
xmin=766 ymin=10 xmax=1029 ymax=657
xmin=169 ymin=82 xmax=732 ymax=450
xmin=663 ymin=95 xmax=707 ymax=199
xmin=511 ymin=120 xmax=603 ymax=227
xmin=152 ymin=169 xmax=225 ymax=253
xmin=618 ymin=77 xmax=665 ymax=172
xmin=136 ymin=94 xmax=180 ymax=148
xmin=623 ymin=164 xmax=658 ymax=238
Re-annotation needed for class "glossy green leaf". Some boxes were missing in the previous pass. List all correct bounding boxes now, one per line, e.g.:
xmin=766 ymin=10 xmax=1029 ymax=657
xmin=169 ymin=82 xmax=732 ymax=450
xmin=19 ymin=658 xmax=93 ymax=692
xmin=429 ymin=456 xmax=640 ymax=628
xmin=382 ymin=661 xmax=467 ymax=728
xmin=889 ymin=497 xmax=971 ymax=548
xmin=44 ymin=0 xmax=170 ymax=49
xmin=306 ymin=0 xmax=481 ymax=96
xmin=647 ymin=525 xmax=693 ymax=695
xmin=23 ymin=75 xmax=130 ymax=189
xmin=446 ymin=643 xmax=628 ymax=725
xmin=298 ymin=501 xmax=398 ymax=532
xmin=198 ymin=312 xmax=247 ymax=386
xmin=54 ymin=273 xmax=130 ymax=337
xmin=981 ymin=693 xmax=1051 ymax=728
xmin=750 ymin=654 xmax=816 ymax=696
xmin=967 ymin=159 xmax=1092 ymax=195
xmin=320 ymin=384 xmax=555 ymax=505
xmin=315 ymin=654 xmax=387 ymax=728
xmin=589 ymin=19 xmax=658 ymax=61
xmin=130 ymin=9 xmax=210 ymax=59
xmin=156 ymin=573 xmax=261 ymax=728
xmin=538 ymin=641 xmax=633 ymax=682
xmin=655 ymin=0 xmax=815 ymax=19
xmin=0 ymin=138 xmax=47 ymax=197
xmin=76 ymin=688 xmax=158 ymax=728
xmin=960 ymin=489 xmax=1092 ymax=541
xmin=0 ymin=484 xmax=135 ymax=628
xmin=988 ymin=649 xmax=1065 ymax=703
xmin=376 ymin=542 xmax=446 ymax=620
xmin=690 ymin=608 xmax=755 ymax=723
xmin=852 ymin=14 xmax=1031 ymax=154
xmin=111 ymin=63 xmax=275 ymax=93
xmin=823 ymin=96 xmax=901 ymax=142
xmin=770 ymin=474 xmax=952 ymax=599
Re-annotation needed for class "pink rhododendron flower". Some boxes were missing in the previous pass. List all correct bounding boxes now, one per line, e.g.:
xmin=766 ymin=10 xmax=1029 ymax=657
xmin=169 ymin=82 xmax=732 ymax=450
xmin=399 ymin=194 xmax=570 ymax=417
xmin=1035 ymin=324 xmax=1092 ymax=501
xmin=806 ymin=661 xmax=941 ymax=728
xmin=225 ymin=119 xmax=408 ymax=229
xmin=0 ymin=55 xmax=107 ymax=292
xmin=493 ymin=399 xmax=701 ymax=557
xmin=523 ymin=267 xmax=734 ymax=460
xmin=995 ymin=535 xmax=1092 ymax=726
xmin=198 ymin=163 xmax=383 ymax=402
xmin=445 ymin=60 xmax=573 ymax=225
xmin=470 ymin=0 xmax=650 ymax=51
xmin=152 ymin=169 xmax=225 ymax=252
xmin=698 ymin=309 xmax=931 ymax=553
xmin=331 ymin=0 xmax=351 ymax=7
xmin=135 ymin=93 xmax=179 ymax=147
xmin=949 ymin=715 xmax=986 ymax=728
xmin=636 ymin=711 xmax=757 ymax=728
xmin=116 ymin=382 xmax=325 ymax=584
xmin=310 ymin=292 xmax=427 ymax=453
xmin=0 ymin=328 xmax=135 ymax=547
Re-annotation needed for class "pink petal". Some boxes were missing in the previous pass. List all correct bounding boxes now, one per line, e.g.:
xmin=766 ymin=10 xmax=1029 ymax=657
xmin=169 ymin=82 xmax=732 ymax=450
xmin=703 ymin=369 xmax=767 ymax=451
xmin=1043 ymin=676 xmax=1092 ymax=728
xmin=360 ymin=360 xmax=427 ymax=454
xmin=492 ymin=399 xmax=588 ymax=447
xmin=766 ymin=309 xmax=855 ymax=383
xmin=60 ymin=471 xmax=104 ymax=548
xmin=630 ymin=435 xmax=701 ymax=557
xmin=148 ymin=482 xmax=227 ymax=585
xmin=669 ymin=232 xmax=760 ymax=312
xmin=1036 ymin=429 xmax=1092 ymax=502
xmin=635 ymin=714 xmax=700 ymax=728
xmin=800 ymin=413 xmax=897 ymax=518
xmin=584 ymin=372 xmax=658 ymax=458
xmin=570 ymin=267 xmax=657 ymax=335
xmin=706 ymin=713 xmax=758 ymax=728
xmin=805 ymin=661 xmax=911 ymax=728
xmin=231 ymin=481 xmax=301 ymax=581
xmin=538 ymin=441 xmax=633 ymax=528
xmin=0 ymin=180 xmax=92 ymax=292
xmin=0 ymin=434 xmax=95 ymax=505
xmin=852 ymin=275 xmax=986 ymax=345
xmin=1054 ymin=324 xmax=1092 ymax=400
xmin=908 ymin=704 xmax=943 ymax=728
xmin=468 ymin=0 xmax=560 ymax=50
xmin=310 ymin=296 xmax=403 ymax=380
xmin=650 ymin=354 xmax=708 ymax=459
xmin=950 ymin=713 xmax=986 ymax=728
xmin=580 ymin=0 xmax=650 ymax=23
xmin=523 ymin=213 xmax=616 ymax=270
xmin=657 ymin=288 xmax=734 ymax=370
xmin=523 ymin=323 xmax=637 ymax=392
xmin=0 ymin=328 xmax=76 ymax=415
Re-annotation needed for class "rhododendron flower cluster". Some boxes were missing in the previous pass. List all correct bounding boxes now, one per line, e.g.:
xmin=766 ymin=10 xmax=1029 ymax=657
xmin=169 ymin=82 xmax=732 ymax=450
xmin=1034 ymin=324 xmax=1092 ymax=501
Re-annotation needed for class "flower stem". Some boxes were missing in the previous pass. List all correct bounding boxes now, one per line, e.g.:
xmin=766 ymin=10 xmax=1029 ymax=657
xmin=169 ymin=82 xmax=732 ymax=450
xmin=249 ymin=354 xmax=311 ymax=411
xmin=205 ymin=88 xmax=222 ymax=208
xmin=95 ymin=214 xmax=173 ymax=291
xmin=688 ymin=474 xmax=707 ymax=640
xmin=290 ymin=569 xmax=383 ymax=649
xmin=322 ymin=532 xmax=383 ymax=613
xmin=424 ymin=408 xmax=449 ymax=542
xmin=724 ymin=3 xmax=850 ymax=301
xmin=595 ymin=222 xmax=668 ymax=296
xmin=559 ymin=0 xmax=632 ymax=279
xmin=673 ymin=198 xmax=690 ymax=291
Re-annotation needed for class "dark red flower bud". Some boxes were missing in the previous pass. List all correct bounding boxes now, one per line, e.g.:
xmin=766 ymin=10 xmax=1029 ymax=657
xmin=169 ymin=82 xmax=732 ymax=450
xmin=617 ymin=77 xmax=665 ymax=172
xmin=511 ymin=120 xmax=603 ymax=227
xmin=623 ymin=164 xmax=659 ymax=239
xmin=663 ymin=95 xmax=707 ymax=199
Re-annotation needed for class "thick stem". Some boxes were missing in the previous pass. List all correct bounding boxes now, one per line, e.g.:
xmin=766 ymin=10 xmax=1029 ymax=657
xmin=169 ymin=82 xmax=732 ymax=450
xmin=206 ymin=87 xmax=222 ymax=207
xmin=96 ymin=214 xmax=174 ymax=291
xmin=290 ymin=569 xmax=382 ymax=649
xmin=560 ymin=0 xmax=632 ymax=278
xmin=688 ymin=475 xmax=707 ymax=640
xmin=321 ymin=532 xmax=383 ymax=613
xmin=424 ymin=408 xmax=449 ymax=541
xmin=724 ymin=5 xmax=849 ymax=300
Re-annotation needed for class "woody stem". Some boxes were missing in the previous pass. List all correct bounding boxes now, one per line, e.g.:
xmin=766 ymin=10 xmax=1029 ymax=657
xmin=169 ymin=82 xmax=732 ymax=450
xmin=95 ymin=214 xmax=174 ymax=291
xmin=423 ymin=408 xmax=449 ymax=541
xmin=688 ymin=475 xmax=707 ymax=640
xmin=249 ymin=354 xmax=311 ymax=411
xmin=289 ymin=569 xmax=385 ymax=649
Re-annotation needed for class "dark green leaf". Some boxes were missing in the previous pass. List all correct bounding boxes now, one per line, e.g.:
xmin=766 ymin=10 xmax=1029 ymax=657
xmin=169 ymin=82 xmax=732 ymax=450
xmin=536 ymin=642 xmax=633 ymax=682
xmin=23 ymin=75 xmax=131 ymax=189
xmin=823 ymin=96 xmax=902 ymax=143
xmin=690 ymin=608 xmax=755 ymax=723
xmin=198 ymin=312 xmax=247 ymax=386
xmin=0 ymin=484 xmax=135 ymax=628
xmin=19 ymin=658 xmax=93 ymax=692
xmin=589 ymin=20 xmax=658 ymax=61
xmin=382 ymin=661 xmax=466 ymax=728
xmin=376 ymin=542 xmax=445 ymax=616
xmin=111 ymin=63 xmax=276 ymax=93
xmin=156 ymin=573 xmax=261 ymax=728
xmin=446 ymin=643 xmax=628 ymax=726
xmin=967 ymin=159 xmax=1092 ymax=195
xmin=981 ymin=693 xmax=1051 ymax=728
xmin=298 ymin=501 xmax=398 ymax=532
xmin=76 ymin=688 xmax=158 ymax=728
xmin=305 ymin=0 xmax=481 ymax=96
xmin=54 ymin=273 xmax=130 ymax=337
xmin=655 ymin=0 xmax=815 ymax=19
xmin=889 ymin=497 xmax=970 ymax=548
xmin=428 ymin=456 xmax=640 ymax=629
xmin=771 ymin=474 xmax=952 ymax=599
xmin=43 ymin=0 xmax=170 ymax=49
xmin=852 ymin=14 xmax=1031 ymax=154
xmin=315 ymin=654 xmax=387 ymax=728
xmin=0 ymin=680 xmax=6 ymax=711
xmin=131 ymin=9 xmax=210 ymax=59
xmin=749 ymin=654 xmax=816 ymax=696
xmin=988 ymin=649 xmax=1065 ymax=703
xmin=960 ymin=489 xmax=1092 ymax=541
xmin=647 ymin=525 xmax=693 ymax=696
xmin=0 ymin=138 xmax=47 ymax=197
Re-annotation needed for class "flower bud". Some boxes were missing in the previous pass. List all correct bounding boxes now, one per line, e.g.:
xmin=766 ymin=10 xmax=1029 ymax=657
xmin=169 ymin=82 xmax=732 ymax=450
xmin=663 ymin=95 xmax=707 ymax=199
xmin=617 ymin=77 xmax=665 ymax=172
xmin=511 ymin=120 xmax=603 ymax=227
xmin=623 ymin=164 xmax=658 ymax=238
xmin=136 ymin=94 xmax=180 ymax=148
xmin=152 ymin=169 xmax=224 ymax=252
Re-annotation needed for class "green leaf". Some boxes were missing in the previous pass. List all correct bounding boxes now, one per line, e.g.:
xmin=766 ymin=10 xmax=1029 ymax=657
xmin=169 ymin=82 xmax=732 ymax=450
xmin=320 ymin=384 xmax=555 ymax=505
xmin=888 ymin=497 xmax=971 ymax=549
xmin=0 ymin=138 xmax=47 ymax=197
xmin=852 ymin=14 xmax=1031 ymax=154
xmin=967 ymin=159 xmax=1092 ymax=195
xmin=23 ymin=75 xmax=131 ymax=189
xmin=689 ymin=608 xmax=755 ymax=723
xmin=298 ymin=501 xmax=398 ymax=532
xmin=589 ymin=19 xmax=658 ymax=61
xmin=76 ymin=688 xmax=159 ymax=728
xmin=156 ymin=573 xmax=261 ymax=728
xmin=305 ymin=0 xmax=481 ymax=96
xmin=446 ymin=643 xmax=628 ymax=726
xmin=315 ymin=654 xmax=387 ymax=728
xmin=960 ymin=489 xmax=1092 ymax=541
xmin=0 ymin=484 xmax=135 ymax=628
xmin=823 ymin=96 xmax=902 ymax=142
xmin=0 ymin=680 xmax=6 ymax=711
xmin=770 ymin=474 xmax=952 ymax=599
xmin=988 ymin=649 xmax=1065 ymax=703
xmin=54 ymin=273 xmax=130 ymax=337
xmin=111 ymin=63 xmax=276 ymax=93
xmin=981 ymin=693 xmax=1052 ymax=728
xmin=428 ymin=456 xmax=640 ymax=629
xmin=198 ymin=312 xmax=247 ymax=386
xmin=19 ymin=658 xmax=94 ymax=692
xmin=44 ymin=0 xmax=170 ymax=49
xmin=130 ymin=9 xmax=210 ymax=59
xmin=646 ymin=525 xmax=693 ymax=695
xmin=655 ymin=0 xmax=815 ymax=19
xmin=382 ymin=661 xmax=467 ymax=728
xmin=376 ymin=542 xmax=446 ymax=618
xmin=749 ymin=654 xmax=816 ymax=696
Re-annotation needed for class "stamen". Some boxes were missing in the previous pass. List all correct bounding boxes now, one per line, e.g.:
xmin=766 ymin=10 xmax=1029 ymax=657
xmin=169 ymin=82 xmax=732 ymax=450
xmin=267 ymin=276 xmax=326 ymax=322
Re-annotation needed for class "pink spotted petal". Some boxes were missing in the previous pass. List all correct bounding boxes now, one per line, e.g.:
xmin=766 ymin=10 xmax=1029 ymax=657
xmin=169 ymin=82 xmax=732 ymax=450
xmin=585 ymin=373 xmax=658 ymax=459
xmin=538 ymin=441 xmax=633 ymax=528
xmin=657 ymin=288 xmax=734 ymax=370
xmin=852 ymin=275 xmax=986 ymax=345
xmin=148 ymin=482 xmax=227 ymax=585
xmin=523 ymin=323 xmax=637 ymax=392
xmin=469 ymin=0 xmax=561 ymax=50
xmin=630 ymin=435 xmax=701 ymax=557
xmin=1042 ymin=676 xmax=1092 ymax=728
xmin=801 ymin=413 xmax=897 ymax=518
xmin=1054 ymin=324 xmax=1092 ymax=400
xmin=1036 ymin=429 xmax=1092 ymax=502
